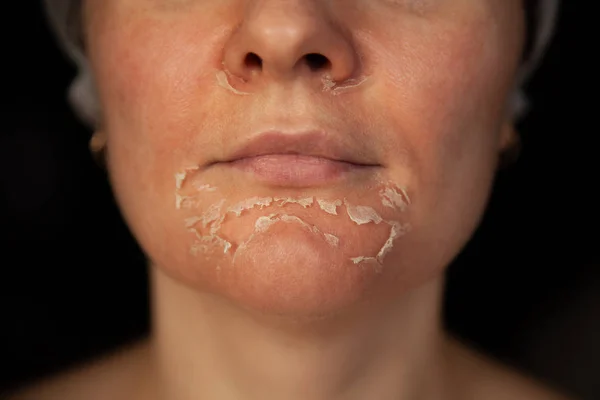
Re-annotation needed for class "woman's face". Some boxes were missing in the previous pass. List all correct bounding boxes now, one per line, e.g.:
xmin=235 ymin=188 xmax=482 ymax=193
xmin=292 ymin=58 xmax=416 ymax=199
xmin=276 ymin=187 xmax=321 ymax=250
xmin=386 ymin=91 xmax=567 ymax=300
xmin=84 ymin=0 xmax=524 ymax=317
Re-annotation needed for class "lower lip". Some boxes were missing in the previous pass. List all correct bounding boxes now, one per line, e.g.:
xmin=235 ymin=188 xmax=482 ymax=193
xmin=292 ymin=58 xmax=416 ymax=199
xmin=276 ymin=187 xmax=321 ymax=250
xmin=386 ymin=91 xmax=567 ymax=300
xmin=225 ymin=155 xmax=372 ymax=187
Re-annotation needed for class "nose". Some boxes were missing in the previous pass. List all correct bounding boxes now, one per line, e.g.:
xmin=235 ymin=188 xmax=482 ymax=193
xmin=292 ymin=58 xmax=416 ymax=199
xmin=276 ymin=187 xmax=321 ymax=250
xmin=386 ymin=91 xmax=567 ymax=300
xmin=222 ymin=0 xmax=359 ymax=87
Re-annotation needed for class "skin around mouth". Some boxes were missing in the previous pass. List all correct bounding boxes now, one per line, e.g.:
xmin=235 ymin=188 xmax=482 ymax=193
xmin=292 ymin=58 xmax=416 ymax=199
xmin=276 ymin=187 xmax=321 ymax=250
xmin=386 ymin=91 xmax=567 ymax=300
xmin=172 ymin=165 xmax=411 ymax=316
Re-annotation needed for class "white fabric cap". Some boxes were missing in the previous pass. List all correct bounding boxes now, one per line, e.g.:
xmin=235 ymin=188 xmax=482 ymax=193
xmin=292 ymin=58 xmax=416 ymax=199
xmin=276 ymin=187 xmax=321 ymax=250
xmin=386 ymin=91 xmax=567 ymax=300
xmin=43 ymin=0 xmax=560 ymax=127
xmin=44 ymin=0 xmax=99 ymax=126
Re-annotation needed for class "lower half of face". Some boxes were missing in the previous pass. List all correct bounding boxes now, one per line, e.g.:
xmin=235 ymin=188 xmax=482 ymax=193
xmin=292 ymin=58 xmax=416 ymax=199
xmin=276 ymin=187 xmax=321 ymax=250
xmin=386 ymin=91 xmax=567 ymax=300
xmin=89 ymin=0 xmax=524 ymax=318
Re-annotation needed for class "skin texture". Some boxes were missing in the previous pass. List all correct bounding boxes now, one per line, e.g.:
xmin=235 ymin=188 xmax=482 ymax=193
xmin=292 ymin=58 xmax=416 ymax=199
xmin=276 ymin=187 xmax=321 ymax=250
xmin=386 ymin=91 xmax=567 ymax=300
xmin=84 ymin=0 xmax=523 ymax=318
xmin=11 ymin=1 xmax=573 ymax=400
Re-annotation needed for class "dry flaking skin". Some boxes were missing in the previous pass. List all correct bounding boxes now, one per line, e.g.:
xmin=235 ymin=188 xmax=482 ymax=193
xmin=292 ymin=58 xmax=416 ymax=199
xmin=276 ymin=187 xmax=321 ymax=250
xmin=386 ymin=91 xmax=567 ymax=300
xmin=274 ymin=197 xmax=315 ymax=208
xmin=175 ymin=166 xmax=201 ymax=209
xmin=175 ymin=166 xmax=199 ymax=190
xmin=216 ymin=69 xmax=252 ymax=95
xmin=379 ymin=186 xmax=410 ymax=212
xmin=175 ymin=169 xmax=412 ymax=268
xmin=344 ymin=199 xmax=411 ymax=267
xmin=216 ymin=64 xmax=369 ymax=97
xmin=232 ymin=213 xmax=341 ymax=264
xmin=193 ymin=182 xmax=218 ymax=192
xmin=317 ymin=199 xmax=342 ymax=215
xmin=321 ymin=74 xmax=370 ymax=95
xmin=228 ymin=197 xmax=274 ymax=216
xmin=344 ymin=200 xmax=384 ymax=225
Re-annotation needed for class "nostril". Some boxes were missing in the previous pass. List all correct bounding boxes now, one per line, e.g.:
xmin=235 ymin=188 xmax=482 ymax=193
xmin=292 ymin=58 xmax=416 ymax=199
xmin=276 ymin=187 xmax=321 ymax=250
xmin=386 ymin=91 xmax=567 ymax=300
xmin=304 ymin=53 xmax=330 ymax=71
xmin=244 ymin=52 xmax=263 ymax=69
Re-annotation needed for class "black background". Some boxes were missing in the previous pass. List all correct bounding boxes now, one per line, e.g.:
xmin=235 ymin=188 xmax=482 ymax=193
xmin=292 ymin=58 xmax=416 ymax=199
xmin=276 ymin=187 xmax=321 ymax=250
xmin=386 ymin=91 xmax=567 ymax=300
xmin=1 ymin=1 xmax=598 ymax=398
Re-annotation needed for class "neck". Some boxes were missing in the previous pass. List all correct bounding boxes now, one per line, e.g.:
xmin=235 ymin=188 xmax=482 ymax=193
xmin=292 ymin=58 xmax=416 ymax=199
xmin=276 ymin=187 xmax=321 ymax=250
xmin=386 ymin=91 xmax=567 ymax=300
xmin=147 ymin=267 xmax=449 ymax=400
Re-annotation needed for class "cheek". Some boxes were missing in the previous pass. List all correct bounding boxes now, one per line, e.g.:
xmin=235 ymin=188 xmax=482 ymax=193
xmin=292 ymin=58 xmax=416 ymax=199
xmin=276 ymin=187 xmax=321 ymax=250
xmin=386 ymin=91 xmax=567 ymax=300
xmin=91 ymin=9 xmax=236 ymax=154
xmin=91 ymin=12 xmax=237 ymax=227
xmin=363 ymin=16 xmax=519 ymax=274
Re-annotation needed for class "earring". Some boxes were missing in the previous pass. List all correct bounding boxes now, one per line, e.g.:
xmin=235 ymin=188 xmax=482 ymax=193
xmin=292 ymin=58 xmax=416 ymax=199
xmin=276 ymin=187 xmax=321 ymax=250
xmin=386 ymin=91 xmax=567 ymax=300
xmin=89 ymin=130 xmax=107 ymax=167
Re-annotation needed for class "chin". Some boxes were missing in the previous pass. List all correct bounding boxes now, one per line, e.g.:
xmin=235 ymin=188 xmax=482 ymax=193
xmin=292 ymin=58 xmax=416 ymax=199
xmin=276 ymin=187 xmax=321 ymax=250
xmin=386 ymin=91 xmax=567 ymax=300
xmin=219 ymin=220 xmax=392 ymax=318
xmin=141 ymin=174 xmax=421 ymax=319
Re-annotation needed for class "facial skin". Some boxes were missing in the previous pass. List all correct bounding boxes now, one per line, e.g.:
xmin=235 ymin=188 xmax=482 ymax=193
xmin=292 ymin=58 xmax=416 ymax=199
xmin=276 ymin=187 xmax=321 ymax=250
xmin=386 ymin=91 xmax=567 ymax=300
xmin=83 ymin=0 xmax=524 ymax=319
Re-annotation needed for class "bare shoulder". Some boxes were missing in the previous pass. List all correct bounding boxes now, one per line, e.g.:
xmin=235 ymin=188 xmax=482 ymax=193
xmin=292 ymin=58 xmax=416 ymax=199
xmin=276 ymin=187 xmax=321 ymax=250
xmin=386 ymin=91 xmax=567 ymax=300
xmin=446 ymin=337 xmax=575 ymax=400
xmin=7 ymin=340 xmax=154 ymax=400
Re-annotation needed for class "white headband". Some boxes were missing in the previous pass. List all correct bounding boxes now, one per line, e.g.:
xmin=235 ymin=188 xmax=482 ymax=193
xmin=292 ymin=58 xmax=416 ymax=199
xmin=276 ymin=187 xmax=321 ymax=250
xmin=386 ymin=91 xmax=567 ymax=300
xmin=43 ymin=0 xmax=560 ymax=127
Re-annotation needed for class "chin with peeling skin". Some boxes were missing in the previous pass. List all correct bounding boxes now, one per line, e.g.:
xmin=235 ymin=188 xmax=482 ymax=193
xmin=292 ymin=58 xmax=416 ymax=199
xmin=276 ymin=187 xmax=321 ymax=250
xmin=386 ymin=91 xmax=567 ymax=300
xmin=171 ymin=168 xmax=413 ymax=317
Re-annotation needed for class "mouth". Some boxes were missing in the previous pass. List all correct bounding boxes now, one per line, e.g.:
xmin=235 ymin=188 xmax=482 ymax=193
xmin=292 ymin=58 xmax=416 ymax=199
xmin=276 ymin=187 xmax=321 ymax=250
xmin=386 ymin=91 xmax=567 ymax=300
xmin=209 ymin=130 xmax=381 ymax=187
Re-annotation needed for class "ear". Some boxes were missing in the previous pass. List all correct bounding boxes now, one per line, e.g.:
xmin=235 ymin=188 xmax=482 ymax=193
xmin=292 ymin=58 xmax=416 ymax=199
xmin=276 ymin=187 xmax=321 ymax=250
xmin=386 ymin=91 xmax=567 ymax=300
xmin=90 ymin=129 xmax=107 ymax=153
xmin=89 ymin=129 xmax=108 ymax=167
xmin=498 ymin=121 xmax=521 ymax=168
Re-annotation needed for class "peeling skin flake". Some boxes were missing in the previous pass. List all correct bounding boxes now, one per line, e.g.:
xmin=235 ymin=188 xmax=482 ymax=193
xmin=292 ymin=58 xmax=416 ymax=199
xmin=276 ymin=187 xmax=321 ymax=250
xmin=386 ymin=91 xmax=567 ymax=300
xmin=185 ymin=216 xmax=203 ymax=228
xmin=317 ymin=199 xmax=342 ymax=215
xmin=221 ymin=239 xmax=232 ymax=254
xmin=209 ymin=215 xmax=227 ymax=236
xmin=216 ymin=70 xmax=251 ymax=96
xmin=324 ymin=233 xmax=340 ymax=247
xmin=194 ymin=183 xmax=217 ymax=192
xmin=277 ymin=215 xmax=338 ymax=245
xmin=351 ymin=256 xmax=377 ymax=264
xmin=184 ymin=199 xmax=232 ymax=255
xmin=189 ymin=225 xmax=231 ymax=255
xmin=175 ymin=166 xmax=200 ymax=190
xmin=228 ymin=197 xmax=274 ymax=216
xmin=344 ymin=200 xmax=383 ymax=225
xmin=351 ymin=221 xmax=411 ymax=266
xmin=275 ymin=197 xmax=315 ymax=208
xmin=175 ymin=173 xmax=186 ymax=190
xmin=322 ymin=75 xmax=369 ymax=95
xmin=280 ymin=214 xmax=310 ymax=227
xmin=201 ymin=200 xmax=225 ymax=228
xmin=278 ymin=215 xmax=321 ymax=235
xmin=190 ymin=234 xmax=232 ymax=255
xmin=232 ymin=213 xmax=341 ymax=262
xmin=176 ymin=195 xmax=199 ymax=210
xmin=254 ymin=214 xmax=279 ymax=233
xmin=376 ymin=222 xmax=403 ymax=263
xmin=321 ymin=75 xmax=336 ymax=91
xmin=380 ymin=186 xmax=410 ymax=211
xmin=175 ymin=166 xmax=204 ymax=209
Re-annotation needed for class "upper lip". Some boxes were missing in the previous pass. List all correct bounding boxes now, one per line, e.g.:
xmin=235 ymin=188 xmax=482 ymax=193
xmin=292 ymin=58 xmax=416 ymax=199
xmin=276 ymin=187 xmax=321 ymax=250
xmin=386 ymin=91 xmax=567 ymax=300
xmin=215 ymin=130 xmax=380 ymax=166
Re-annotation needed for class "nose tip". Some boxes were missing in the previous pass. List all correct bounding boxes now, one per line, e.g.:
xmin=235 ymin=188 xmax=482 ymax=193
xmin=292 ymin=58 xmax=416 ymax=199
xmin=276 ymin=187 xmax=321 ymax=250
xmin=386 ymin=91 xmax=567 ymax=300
xmin=222 ymin=1 xmax=359 ymax=86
